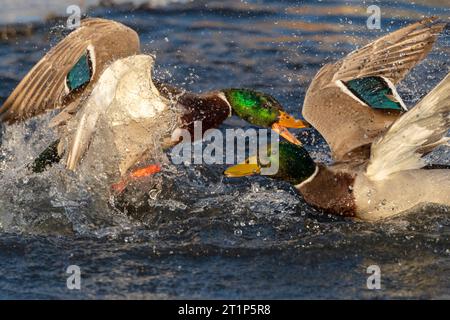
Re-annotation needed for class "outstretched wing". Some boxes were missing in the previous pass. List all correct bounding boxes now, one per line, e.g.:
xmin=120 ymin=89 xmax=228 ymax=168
xmin=366 ymin=72 xmax=450 ymax=181
xmin=332 ymin=17 xmax=445 ymax=85
xmin=0 ymin=18 xmax=140 ymax=123
xmin=303 ymin=17 xmax=446 ymax=161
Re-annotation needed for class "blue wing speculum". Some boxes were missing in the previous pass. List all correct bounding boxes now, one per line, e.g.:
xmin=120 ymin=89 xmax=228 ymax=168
xmin=344 ymin=76 xmax=405 ymax=111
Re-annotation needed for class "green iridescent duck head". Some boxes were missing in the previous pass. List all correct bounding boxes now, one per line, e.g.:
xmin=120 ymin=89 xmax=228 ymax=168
xmin=222 ymin=88 xmax=309 ymax=145
xmin=224 ymin=141 xmax=317 ymax=185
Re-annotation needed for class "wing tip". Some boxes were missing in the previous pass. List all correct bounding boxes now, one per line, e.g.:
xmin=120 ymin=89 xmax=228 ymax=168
xmin=417 ymin=16 xmax=446 ymax=33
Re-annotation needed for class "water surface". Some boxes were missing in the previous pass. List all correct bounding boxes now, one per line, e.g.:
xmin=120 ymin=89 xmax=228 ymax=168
xmin=0 ymin=0 xmax=449 ymax=299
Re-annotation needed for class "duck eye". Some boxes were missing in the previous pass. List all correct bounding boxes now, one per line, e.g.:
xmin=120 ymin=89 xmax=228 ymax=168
xmin=66 ymin=52 xmax=92 ymax=92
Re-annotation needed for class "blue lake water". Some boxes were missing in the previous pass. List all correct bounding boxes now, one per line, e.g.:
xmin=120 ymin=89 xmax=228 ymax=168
xmin=0 ymin=0 xmax=449 ymax=299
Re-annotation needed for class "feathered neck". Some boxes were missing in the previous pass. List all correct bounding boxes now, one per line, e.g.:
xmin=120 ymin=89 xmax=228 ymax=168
xmin=154 ymin=81 xmax=231 ymax=139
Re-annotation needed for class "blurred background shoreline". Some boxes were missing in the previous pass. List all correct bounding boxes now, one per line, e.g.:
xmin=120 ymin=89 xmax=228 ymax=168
xmin=0 ymin=0 xmax=194 ymax=25
xmin=1 ymin=0 xmax=450 ymax=26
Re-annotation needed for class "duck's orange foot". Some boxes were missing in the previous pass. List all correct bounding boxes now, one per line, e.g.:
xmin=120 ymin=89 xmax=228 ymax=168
xmin=129 ymin=164 xmax=162 ymax=179
xmin=111 ymin=164 xmax=162 ymax=194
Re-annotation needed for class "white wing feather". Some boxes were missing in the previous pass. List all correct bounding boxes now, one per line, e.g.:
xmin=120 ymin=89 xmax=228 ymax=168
xmin=66 ymin=59 xmax=127 ymax=170
xmin=66 ymin=55 xmax=159 ymax=172
xmin=366 ymin=72 xmax=450 ymax=181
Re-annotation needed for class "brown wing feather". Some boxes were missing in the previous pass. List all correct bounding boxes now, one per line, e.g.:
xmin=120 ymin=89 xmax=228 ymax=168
xmin=332 ymin=17 xmax=445 ymax=84
xmin=0 ymin=18 xmax=140 ymax=123
xmin=302 ymin=17 xmax=445 ymax=162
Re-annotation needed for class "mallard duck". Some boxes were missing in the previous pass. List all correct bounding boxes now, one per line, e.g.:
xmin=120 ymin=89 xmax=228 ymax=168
xmin=225 ymin=70 xmax=450 ymax=220
xmin=0 ymin=18 xmax=307 ymax=190
xmin=302 ymin=17 xmax=446 ymax=162
xmin=225 ymin=18 xmax=450 ymax=221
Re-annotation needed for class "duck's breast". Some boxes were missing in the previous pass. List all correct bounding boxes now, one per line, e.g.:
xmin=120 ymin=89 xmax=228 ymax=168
xmin=354 ymin=169 xmax=450 ymax=220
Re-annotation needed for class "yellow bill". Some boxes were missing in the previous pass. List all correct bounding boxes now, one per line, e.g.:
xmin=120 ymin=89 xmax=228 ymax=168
xmin=224 ymin=156 xmax=261 ymax=177
xmin=272 ymin=122 xmax=302 ymax=146
xmin=277 ymin=111 xmax=309 ymax=129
